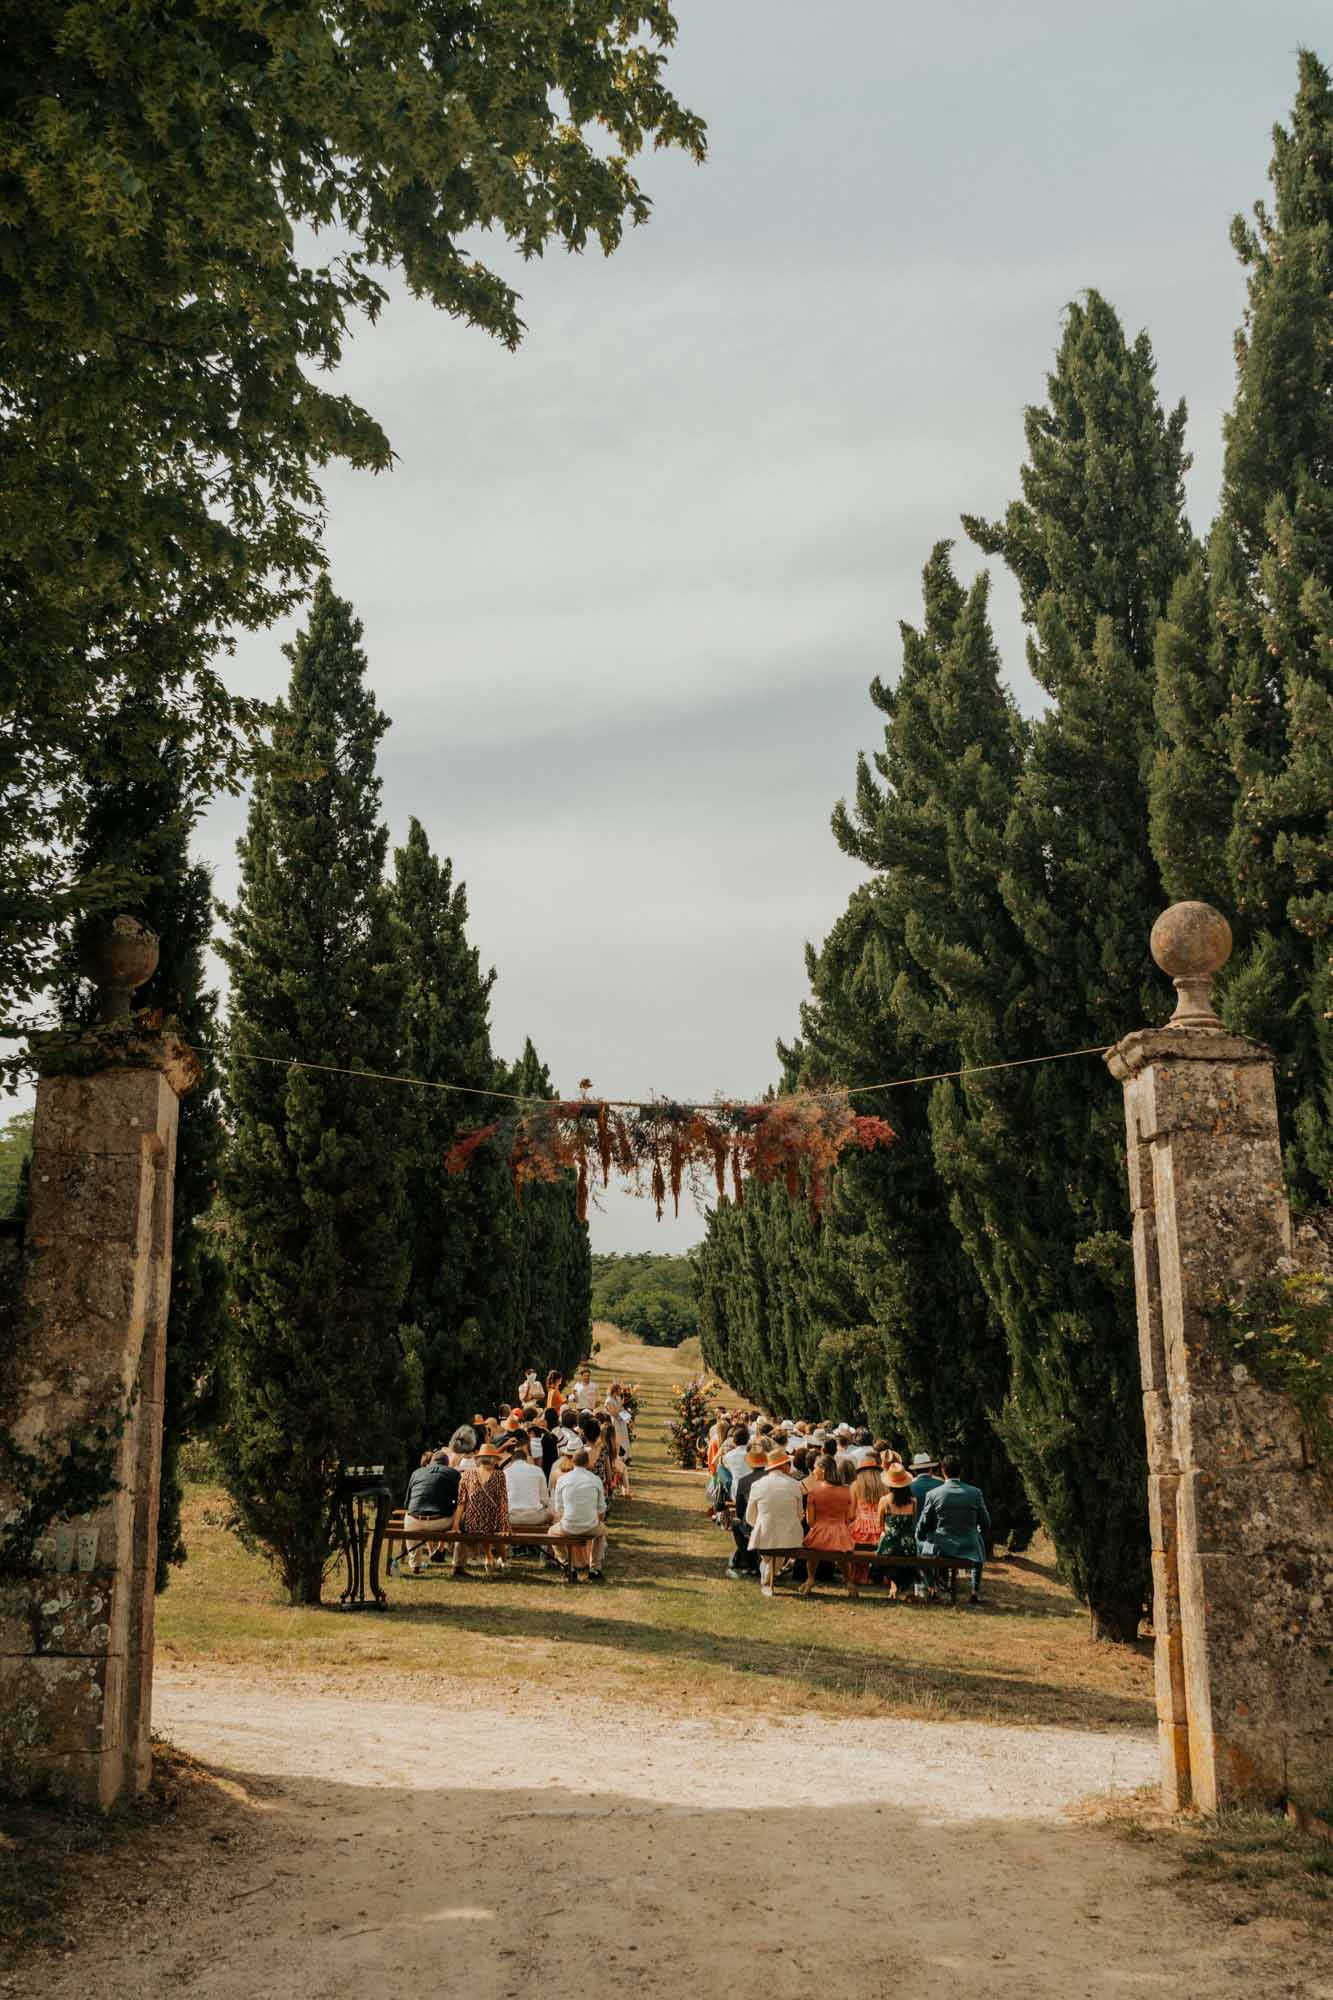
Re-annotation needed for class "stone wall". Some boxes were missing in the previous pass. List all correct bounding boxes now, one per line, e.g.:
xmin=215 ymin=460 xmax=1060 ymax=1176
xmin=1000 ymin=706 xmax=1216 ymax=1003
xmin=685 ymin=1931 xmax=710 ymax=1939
xmin=0 ymin=1039 xmax=196 ymax=1808
xmin=1108 ymin=904 xmax=1333 ymax=1812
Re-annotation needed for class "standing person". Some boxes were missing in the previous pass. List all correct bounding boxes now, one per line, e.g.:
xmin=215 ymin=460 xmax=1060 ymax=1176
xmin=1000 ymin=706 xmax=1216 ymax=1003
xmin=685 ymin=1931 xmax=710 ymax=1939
xmin=571 ymin=1364 xmax=599 ymax=1413
xmin=744 ymin=1446 xmax=806 ymax=1599
xmin=399 ymin=1449 xmax=462 ymax=1575
xmin=916 ymin=1457 xmax=991 ymax=1605
xmin=550 ymin=1447 xmax=607 ymax=1584
xmin=519 ymin=1367 xmax=543 ymax=1406
xmin=875 ymin=1462 xmax=919 ymax=1602
xmin=545 ymin=1370 xmax=566 ymax=1411
xmin=725 ymin=1440 xmax=771 ymax=1579
xmin=801 ymin=1456 xmax=858 ymax=1598
xmin=450 ymin=1441 xmax=510 ymax=1578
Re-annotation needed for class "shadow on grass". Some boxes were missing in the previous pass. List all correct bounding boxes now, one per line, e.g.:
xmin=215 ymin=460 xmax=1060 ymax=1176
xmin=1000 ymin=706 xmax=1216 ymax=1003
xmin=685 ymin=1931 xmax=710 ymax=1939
xmin=377 ymin=1591 xmax=1154 ymax=1729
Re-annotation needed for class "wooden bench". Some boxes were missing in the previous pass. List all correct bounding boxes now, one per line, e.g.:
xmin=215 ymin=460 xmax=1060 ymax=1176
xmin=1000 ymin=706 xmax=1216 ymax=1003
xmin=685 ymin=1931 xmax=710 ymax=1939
xmin=744 ymin=1548 xmax=967 ymax=1602
xmin=383 ymin=1510 xmax=605 ymax=1569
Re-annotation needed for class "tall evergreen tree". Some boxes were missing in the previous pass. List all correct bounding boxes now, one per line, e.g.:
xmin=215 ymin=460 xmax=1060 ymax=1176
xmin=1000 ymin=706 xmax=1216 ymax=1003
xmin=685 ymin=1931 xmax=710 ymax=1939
xmin=943 ymin=291 xmax=1193 ymax=1638
xmin=813 ymin=548 xmax=1034 ymax=1540
xmin=1152 ymin=51 xmax=1333 ymax=1197
xmin=698 ymin=548 xmax=1034 ymax=1544
xmin=392 ymin=819 xmax=528 ymax=1438
xmin=218 ymin=579 xmax=411 ymax=1605
xmin=500 ymin=1039 xmax=592 ymax=1386
xmin=58 ymin=703 xmax=226 ymax=1591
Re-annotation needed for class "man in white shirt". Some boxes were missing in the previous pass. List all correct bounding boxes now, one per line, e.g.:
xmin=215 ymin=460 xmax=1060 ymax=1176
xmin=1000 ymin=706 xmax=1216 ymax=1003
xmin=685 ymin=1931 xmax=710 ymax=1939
xmin=518 ymin=1369 xmax=542 ymax=1405
xmin=571 ymin=1365 xmax=599 ymax=1413
xmin=550 ymin=1448 xmax=606 ymax=1583
xmin=502 ymin=1434 xmax=552 ymax=1532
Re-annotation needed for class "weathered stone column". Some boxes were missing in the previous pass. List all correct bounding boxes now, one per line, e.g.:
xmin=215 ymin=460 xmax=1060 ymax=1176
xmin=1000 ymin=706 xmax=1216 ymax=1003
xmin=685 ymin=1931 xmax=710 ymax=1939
xmin=0 ymin=920 xmax=198 ymax=1808
xmin=1107 ymin=902 xmax=1333 ymax=1811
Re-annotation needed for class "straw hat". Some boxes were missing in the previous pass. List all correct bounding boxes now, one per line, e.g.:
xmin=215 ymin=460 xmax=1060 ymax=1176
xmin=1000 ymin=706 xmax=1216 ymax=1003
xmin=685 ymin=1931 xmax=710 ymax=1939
xmin=765 ymin=1448 xmax=792 ymax=1470
xmin=909 ymin=1452 xmax=938 ymax=1471
xmin=475 ymin=1443 xmax=504 ymax=1461
xmin=886 ymin=1465 xmax=913 ymax=1489
xmin=745 ymin=1443 xmax=769 ymax=1466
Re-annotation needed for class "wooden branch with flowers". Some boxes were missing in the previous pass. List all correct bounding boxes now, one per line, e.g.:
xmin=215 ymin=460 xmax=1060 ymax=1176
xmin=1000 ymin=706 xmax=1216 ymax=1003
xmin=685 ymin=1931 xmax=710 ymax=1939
xmin=444 ymin=1085 xmax=896 ymax=1222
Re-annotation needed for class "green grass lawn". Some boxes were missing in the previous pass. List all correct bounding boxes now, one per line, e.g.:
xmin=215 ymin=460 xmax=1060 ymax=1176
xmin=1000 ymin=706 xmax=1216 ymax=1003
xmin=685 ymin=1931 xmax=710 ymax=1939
xmin=158 ymin=1328 xmax=1156 ymax=1732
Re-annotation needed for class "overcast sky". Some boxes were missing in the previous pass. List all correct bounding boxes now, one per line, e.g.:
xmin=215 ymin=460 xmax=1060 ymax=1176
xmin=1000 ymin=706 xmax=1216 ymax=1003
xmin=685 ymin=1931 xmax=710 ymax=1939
xmin=200 ymin=1 xmax=1326 ymax=1252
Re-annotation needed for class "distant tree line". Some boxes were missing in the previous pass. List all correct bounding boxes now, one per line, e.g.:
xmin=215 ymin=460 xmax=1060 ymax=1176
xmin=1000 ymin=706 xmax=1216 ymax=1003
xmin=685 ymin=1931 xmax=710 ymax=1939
xmin=696 ymin=52 xmax=1333 ymax=1644
xmin=591 ymin=1253 xmax=700 ymax=1345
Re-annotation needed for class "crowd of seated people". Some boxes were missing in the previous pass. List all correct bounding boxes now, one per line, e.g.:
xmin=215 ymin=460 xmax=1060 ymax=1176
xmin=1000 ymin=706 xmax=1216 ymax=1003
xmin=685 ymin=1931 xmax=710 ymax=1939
xmin=395 ymin=1368 xmax=635 ymax=1586
xmin=705 ymin=1409 xmax=990 ymax=1604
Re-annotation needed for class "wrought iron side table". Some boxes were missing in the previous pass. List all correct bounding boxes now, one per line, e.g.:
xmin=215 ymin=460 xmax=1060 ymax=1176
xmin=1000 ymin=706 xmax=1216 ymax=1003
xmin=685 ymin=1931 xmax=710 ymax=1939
xmin=334 ymin=1466 xmax=392 ymax=1610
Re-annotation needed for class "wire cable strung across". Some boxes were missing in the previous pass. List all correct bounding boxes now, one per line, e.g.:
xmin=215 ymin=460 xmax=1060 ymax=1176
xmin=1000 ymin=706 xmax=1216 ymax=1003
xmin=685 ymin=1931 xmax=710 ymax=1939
xmin=221 ymin=1041 xmax=1113 ymax=1221
xmin=227 ymin=1040 xmax=1113 ymax=1109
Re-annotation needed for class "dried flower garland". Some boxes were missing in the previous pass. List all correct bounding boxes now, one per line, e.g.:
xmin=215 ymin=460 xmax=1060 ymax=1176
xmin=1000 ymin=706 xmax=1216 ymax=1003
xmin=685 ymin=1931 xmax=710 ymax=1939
xmin=444 ymin=1090 xmax=895 ymax=1222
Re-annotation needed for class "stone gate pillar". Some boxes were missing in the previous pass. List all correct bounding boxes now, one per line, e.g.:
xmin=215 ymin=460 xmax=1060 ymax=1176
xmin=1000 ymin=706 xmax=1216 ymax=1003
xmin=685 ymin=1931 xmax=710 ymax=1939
xmin=0 ymin=920 xmax=198 ymax=1808
xmin=1107 ymin=901 xmax=1333 ymax=1811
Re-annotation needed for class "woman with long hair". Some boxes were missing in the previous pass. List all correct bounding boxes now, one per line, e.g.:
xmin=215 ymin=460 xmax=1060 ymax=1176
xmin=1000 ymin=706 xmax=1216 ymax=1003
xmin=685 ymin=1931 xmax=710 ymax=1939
xmin=848 ymin=1461 xmax=886 ymax=1587
xmin=545 ymin=1369 xmax=566 ymax=1411
xmin=875 ymin=1460 xmax=920 ymax=1601
xmin=801 ymin=1455 xmax=857 ymax=1598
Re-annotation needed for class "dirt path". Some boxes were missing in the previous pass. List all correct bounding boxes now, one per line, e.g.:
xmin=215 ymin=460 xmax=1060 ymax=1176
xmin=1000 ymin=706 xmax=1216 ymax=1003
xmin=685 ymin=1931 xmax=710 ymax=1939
xmin=15 ymin=1338 xmax=1329 ymax=1997
xmin=21 ymin=1667 xmax=1326 ymax=2000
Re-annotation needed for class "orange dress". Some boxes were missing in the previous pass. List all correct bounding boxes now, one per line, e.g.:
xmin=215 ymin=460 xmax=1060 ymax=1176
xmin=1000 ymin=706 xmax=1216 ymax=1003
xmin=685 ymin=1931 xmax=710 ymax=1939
xmin=803 ymin=1481 xmax=854 ymax=1552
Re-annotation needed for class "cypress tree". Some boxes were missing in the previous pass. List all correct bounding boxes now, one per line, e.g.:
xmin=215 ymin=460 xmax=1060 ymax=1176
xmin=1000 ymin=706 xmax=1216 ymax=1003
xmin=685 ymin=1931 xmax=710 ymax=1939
xmin=499 ymin=1039 xmax=592 ymax=1385
xmin=391 ymin=819 xmax=537 ymax=1437
xmin=218 ymin=579 xmax=411 ymax=1605
xmin=943 ymin=291 xmax=1192 ymax=1638
xmin=812 ymin=548 xmax=1034 ymax=1540
xmin=1152 ymin=51 xmax=1333 ymax=1196
xmin=697 ymin=547 xmax=1034 ymax=1543
xmin=59 ymin=703 xmax=227 ymax=1590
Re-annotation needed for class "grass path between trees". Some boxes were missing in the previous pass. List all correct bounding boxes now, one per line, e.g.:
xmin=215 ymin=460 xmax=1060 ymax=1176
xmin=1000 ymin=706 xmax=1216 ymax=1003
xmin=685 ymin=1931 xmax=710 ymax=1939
xmin=160 ymin=1328 xmax=1155 ymax=1732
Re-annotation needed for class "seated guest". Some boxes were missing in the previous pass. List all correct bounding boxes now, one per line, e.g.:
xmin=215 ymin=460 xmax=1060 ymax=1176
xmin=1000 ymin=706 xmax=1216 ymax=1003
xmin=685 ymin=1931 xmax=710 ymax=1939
xmin=719 ymin=1425 xmax=751 ymax=1502
xmin=400 ymin=1449 xmax=462 ymax=1575
xmin=907 ymin=1451 xmax=944 ymax=1597
xmin=801 ymin=1455 xmax=858 ymax=1598
xmin=875 ymin=1462 xmax=919 ymax=1601
xmin=725 ymin=1440 xmax=771 ymax=1579
xmin=916 ymin=1456 xmax=991 ymax=1605
xmin=503 ymin=1430 xmax=553 ymax=1533
xmin=556 ymin=1409 xmax=585 ymax=1457
xmin=745 ymin=1446 xmax=806 ymax=1599
xmin=448 ymin=1425 xmax=478 ymax=1470
xmin=550 ymin=1446 xmax=606 ymax=1584
xmin=848 ymin=1462 xmax=887 ymax=1584
xmin=449 ymin=1440 xmax=510 ymax=1578
xmin=849 ymin=1429 xmax=880 ymax=1470
xmin=537 ymin=1407 xmax=563 ymax=1479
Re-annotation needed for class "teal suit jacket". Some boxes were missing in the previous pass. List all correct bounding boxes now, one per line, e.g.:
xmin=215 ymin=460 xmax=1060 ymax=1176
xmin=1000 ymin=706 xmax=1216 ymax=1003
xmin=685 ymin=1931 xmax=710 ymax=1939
xmin=915 ymin=1479 xmax=990 ymax=1563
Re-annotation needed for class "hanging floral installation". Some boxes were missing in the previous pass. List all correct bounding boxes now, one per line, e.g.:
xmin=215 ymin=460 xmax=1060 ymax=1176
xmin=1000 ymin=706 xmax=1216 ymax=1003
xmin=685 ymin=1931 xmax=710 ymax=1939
xmin=444 ymin=1086 xmax=896 ymax=1223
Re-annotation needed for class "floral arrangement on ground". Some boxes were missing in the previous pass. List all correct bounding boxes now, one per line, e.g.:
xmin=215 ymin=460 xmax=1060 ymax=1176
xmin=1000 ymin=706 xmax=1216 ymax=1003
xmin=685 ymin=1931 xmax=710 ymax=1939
xmin=664 ymin=1375 xmax=718 ymax=1470
xmin=445 ymin=1087 xmax=895 ymax=1221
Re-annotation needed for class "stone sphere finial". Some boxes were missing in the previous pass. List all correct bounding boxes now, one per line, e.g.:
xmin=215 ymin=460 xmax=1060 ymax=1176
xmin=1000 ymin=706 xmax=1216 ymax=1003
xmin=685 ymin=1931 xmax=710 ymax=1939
xmin=1149 ymin=901 xmax=1232 ymax=1028
xmin=80 ymin=915 xmax=160 ymax=1023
